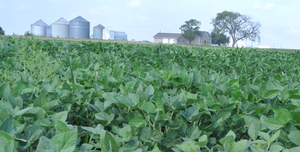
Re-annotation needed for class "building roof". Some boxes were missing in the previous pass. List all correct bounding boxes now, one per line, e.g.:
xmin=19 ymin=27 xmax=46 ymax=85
xmin=94 ymin=24 xmax=105 ymax=29
xmin=115 ymin=31 xmax=127 ymax=36
xmin=199 ymin=31 xmax=212 ymax=39
xmin=53 ymin=17 xmax=69 ymax=25
xmin=153 ymin=33 xmax=182 ymax=39
xmin=70 ymin=16 xmax=89 ymax=23
xmin=31 ymin=19 xmax=48 ymax=27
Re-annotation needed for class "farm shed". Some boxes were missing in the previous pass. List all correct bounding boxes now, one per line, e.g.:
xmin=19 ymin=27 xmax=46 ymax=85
xmin=153 ymin=31 xmax=212 ymax=45
xmin=114 ymin=31 xmax=127 ymax=40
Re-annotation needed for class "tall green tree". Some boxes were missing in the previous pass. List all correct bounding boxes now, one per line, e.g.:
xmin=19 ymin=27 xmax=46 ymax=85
xmin=0 ymin=26 xmax=5 ymax=35
xmin=211 ymin=32 xmax=230 ymax=46
xmin=179 ymin=19 xmax=201 ymax=45
xmin=211 ymin=11 xmax=260 ymax=47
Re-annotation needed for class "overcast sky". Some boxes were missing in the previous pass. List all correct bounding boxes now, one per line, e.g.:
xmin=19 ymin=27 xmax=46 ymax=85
xmin=1 ymin=0 xmax=300 ymax=49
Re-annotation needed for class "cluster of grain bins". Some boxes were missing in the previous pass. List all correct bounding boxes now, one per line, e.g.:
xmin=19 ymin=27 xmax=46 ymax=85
xmin=31 ymin=16 xmax=127 ymax=40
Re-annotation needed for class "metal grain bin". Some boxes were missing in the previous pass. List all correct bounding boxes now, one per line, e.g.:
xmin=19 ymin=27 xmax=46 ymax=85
xmin=31 ymin=19 xmax=48 ymax=36
xmin=69 ymin=16 xmax=90 ymax=39
xmin=93 ymin=24 xmax=105 ymax=39
xmin=46 ymin=25 xmax=52 ymax=37
xmin=114 ymin=31 xmax=128 ymax=40
xmin=52 ymin=17 xmax=69 ymax=38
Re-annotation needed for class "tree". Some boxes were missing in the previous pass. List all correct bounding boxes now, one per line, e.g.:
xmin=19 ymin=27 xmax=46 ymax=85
xmin=180 ymin=19 xmax=201 ymax=45
xmin=211 ymin=32 xmax=230 ymax=46
xmin=0 ymin=26 xmax=5 ymax=35
xmin=211 ymin=11 xmax=260 ymax=47
xmin=24 ymin=31 xmax=33 ymax=36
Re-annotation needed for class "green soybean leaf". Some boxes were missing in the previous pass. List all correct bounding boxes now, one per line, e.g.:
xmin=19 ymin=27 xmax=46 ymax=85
xmin=248 ymin=121 xmax=259 ymax=140
xmin=95 ymin=112 xmax=115 ymax=125
xmin=100 ymin=130 xmax=119 ymax=152
xmin=0 ymin=83 xmax=11 ymax=99
xmin=269 ymin=144 xmax=283 ymax=152
xmin=187 ymin=126 xmax=202 ymax=140
xmin=270 ymin=130 xmax=280 ymax=143
xmin=0 ymin=118 xmax=16 ymax=136
xmin=116 ymin=94 xmax=138 ymax=107
xmin=288 ymin=131 xmax=300 ymax=146
xmin=0 ymin=131 xmax=18 ymax=151
xmin=230 ymin=140 xmax=247 ymax=152
xmin=265 ymin=89 xmax=280 ymax=99
xmin=180 ymin=106 xmax=199 ymax=121
xmin=196 ymin=135 xmax=208 ymax=147
xmin=50 ymin=130 xmax=77 ymax=152
xmin=273 ymin=108 xmax=291 ymax=125
xmin=33 ymin=93 xmax=48 ymax=111
xmin=129 ymin=116 xmax=146 ymax=128
xmin=51 ymin=111 xmax=68 ymax=126
xmin=140 ymin=102 xmax=156 ymax=113
xmin=144 ymin=84 xmax=154 ymax=96
xmin=264 ymin=118 xmax=283 ymax=130
xmin=55 ymin=120 xmax=69 ymax=135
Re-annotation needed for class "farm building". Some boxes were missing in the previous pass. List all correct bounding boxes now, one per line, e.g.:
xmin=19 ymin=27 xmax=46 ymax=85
xmin=52 ymin=17 xmax=69 ymax=38
xmin=153 ymin=31 xmax=212 ymax=45
xmin=93 ymin=24 xmax=105 ymax=39
xmin=31 ymin=19 xmax=48 ymax=36
xmin=69 ymin=16 xmax=90 ymax=39
xmin=114 ymin=31 xmax=127 ymax=40
xmin=102 ymin=27 xmax=115 ymax=40
xmin=46 ymin=25 xmax=52 ymax=37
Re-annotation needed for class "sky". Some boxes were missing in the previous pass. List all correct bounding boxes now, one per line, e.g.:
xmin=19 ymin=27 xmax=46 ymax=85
xmin=0 ymin=0 xmax=300 ymax=49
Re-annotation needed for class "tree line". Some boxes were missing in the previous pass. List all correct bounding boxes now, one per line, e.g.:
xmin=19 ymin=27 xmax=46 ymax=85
xmin=180 ymin=11 xmax=261 ymax=47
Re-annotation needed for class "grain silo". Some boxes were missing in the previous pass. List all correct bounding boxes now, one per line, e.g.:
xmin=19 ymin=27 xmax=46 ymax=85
xmin=69 ymin=16 xmax=90 ymax=39
xmin=93 ymin=24 xmax=105 ymax=39
xmin=46 ymin=25 xmax=52 ymax=37
xmin=31 ymin=19 xmax=48 ymax=36
xmin=114 ymin=31 xmax=128 ymax=40
xmin=52 ymin=17 xmax=69 ymax=38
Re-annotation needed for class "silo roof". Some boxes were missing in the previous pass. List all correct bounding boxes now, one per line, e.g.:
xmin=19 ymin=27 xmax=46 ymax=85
xmin=116 ymin=31 xmax=127 ymax=36
xmin=53 ymin=17 xmax=69 ymax=25
xmin=94 ymin=24 xmax=105 ymax=29
xmin=70 ymin=16 xmax=89 ymax=23
xmin=32 ymin=19 xmax=48 ymax=27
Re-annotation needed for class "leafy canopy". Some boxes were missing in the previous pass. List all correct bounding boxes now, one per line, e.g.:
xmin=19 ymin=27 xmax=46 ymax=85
xmin=211 ymin=32 xmax=230 ymax=46
xmin=0 ymin=26 xmax=4 ymax=35
xmin=211 ymin=11 xmax=261 ymax=47
xmin=179 ymin=19 xmax=201 ymax=44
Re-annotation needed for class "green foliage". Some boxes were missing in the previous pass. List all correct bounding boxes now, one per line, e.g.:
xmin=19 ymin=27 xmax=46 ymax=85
xmin=211 ymin=10 xmax=261 ymax=47
xmin=211 ymin=32 xmax=230 ymax=46
xmin=24 ymin=31 xmax=33 ymax=36
xmin=0 ymin=26 xmax=4 ymax=35
xmin=1 ymin=36 xmax=300 ymax=151
xmin=179 ymin=19 xmax=201 ymax=44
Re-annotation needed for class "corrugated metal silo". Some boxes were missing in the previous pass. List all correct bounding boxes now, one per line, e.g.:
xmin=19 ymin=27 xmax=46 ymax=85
xmin=93 ymin=24 xmax=105 ymax=39
xmin=31 ymin=19 xmax=48 ymax=36
xmin=114 ymin=31 xmax=128 ymax=40
xmin=46 ymin=25 xmax=52 ymax=37
xmin=69 ymin=16 xmax=90 ymax=39
xmin=52 ymin=17 xmax=69 ymax=38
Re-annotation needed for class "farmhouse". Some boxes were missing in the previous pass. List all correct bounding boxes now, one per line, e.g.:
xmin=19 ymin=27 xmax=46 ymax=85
xmin=153 ymin=31 xmax=212 ymax=45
